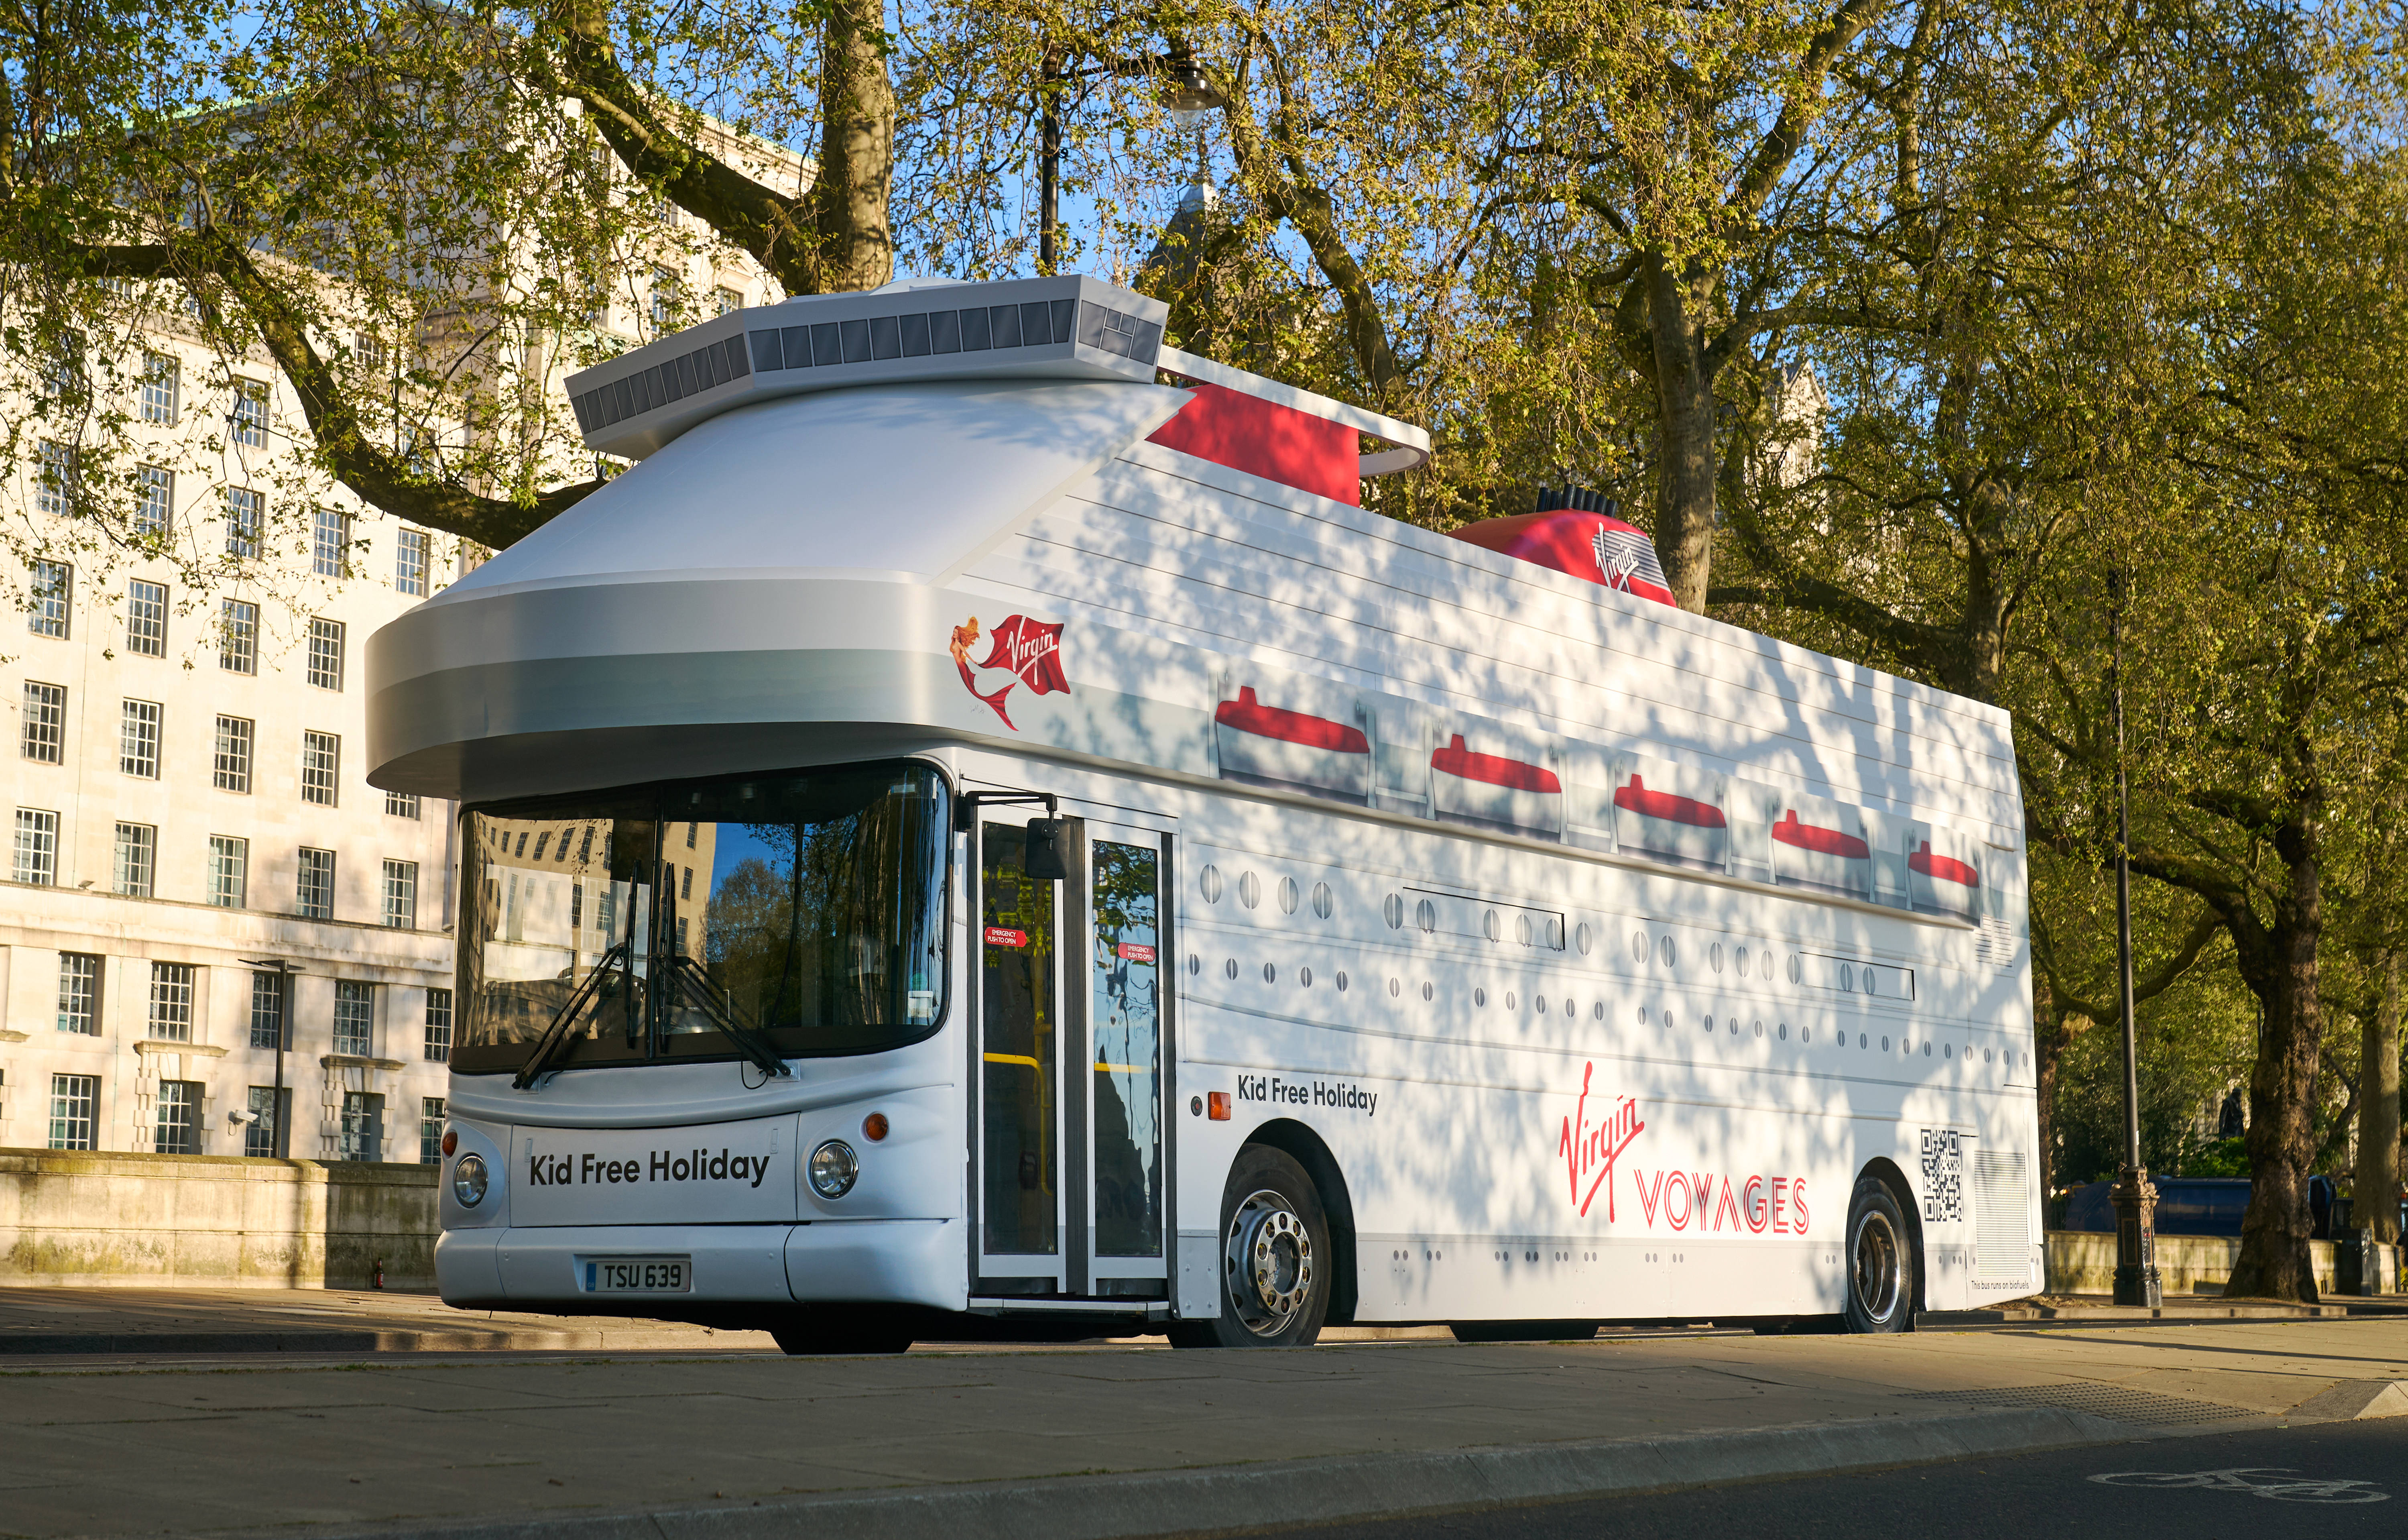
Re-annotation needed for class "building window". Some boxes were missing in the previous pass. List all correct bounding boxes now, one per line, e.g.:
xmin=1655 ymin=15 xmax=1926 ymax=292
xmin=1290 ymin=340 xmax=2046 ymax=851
xmin=35 ymin=440 xmax=78 ymax=517
xmin=21 ymin=682 xmax=65 ymax=764
xmin=15 ymin=809 xmax=60 ymax=885
xmin=113 ymin=822 xmax=156 ymax=897
xmin=297 ymin=846 xmax=335 ymax=919
xmin=677 ymin=915 xmax=689 ymax=957
xmin=382 ymin=859 xmax=418 ymax=929
xmin=301 ymin=730 xmax=339 ymax=805
xmin=230 ymin=379 xmax=269 ymax=448
xmin=56 ymin=952 xmax=100 ymax=1035
xmin=244 ymin=1086 xmax=283 ymax=1157
xmin=338 ymin=1090 xmax=383 ymax=1162
xmin=209 ymin=835 xmax=248 ymax=908
xmin=650 ymin=266 xmax=680 ymax=330
xmin=385 ymin=789 xmax=421 ymax=819
xmin=420 ymin=1096 xmax=446 ymax=1164
xmin=218 ymin=598 xmax=258 ymax=674
xmin=307 ymin=617 xmax=345 ymax=690
xmin=153 ymin=1080 xmax=202 ymax=1154
xmin=28 ymin=559 xmax=71 ymax=638
xmin=213 ymin=715 xmax=253 ymax=792
xmin=126 ymin=579 xmax=168 ymax=657
xmin=333 ymin=980 xmax=375 ymax=1056
xmin=311 ymin=507 xmax=352 ymax=578
xmin=248 ymin=971 xmax=282 ymax=1049
xmin=49 ymin=1074 xmax=100 ymax=1151
xmin=714 ymin=285 xmax=743 ymax=316
xmin=395 ymin=528 xmax=430 ymax=596
xmin=140 ymin=352 xmax=180 ymax=424
xmin=424 ymin=987 xmax=453 ymax=1061
xmin=224 ymin=486 xmax=262 ymax=558
xmin=147 ymin=962 xmax=196 ymax=1042
xmin=135 ymin=466 xmax=173 ymax=536
xmin=119 ymin=698 xmax=161 ymax=778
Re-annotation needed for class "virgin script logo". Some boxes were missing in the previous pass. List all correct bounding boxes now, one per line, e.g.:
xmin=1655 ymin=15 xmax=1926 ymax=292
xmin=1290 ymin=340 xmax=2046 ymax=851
xmin=950 ymin=614 xmax=1069 ymax=730
xmin=1558 ymin=1062 xmax=1645 ymax=1220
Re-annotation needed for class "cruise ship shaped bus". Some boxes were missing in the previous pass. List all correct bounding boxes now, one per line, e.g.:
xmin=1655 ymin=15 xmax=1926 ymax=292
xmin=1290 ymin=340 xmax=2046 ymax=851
xmin=366 ymin=273 xmax=2039 ymax=1352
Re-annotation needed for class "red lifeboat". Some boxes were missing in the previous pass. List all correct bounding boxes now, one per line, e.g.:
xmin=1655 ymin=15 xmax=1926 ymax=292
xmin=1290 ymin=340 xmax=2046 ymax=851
xmin=1446 ymin=487 xmax=1675 ymax=607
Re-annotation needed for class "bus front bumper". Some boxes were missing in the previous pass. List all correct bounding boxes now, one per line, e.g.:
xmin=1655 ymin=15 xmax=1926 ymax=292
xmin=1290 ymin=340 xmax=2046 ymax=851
xmin=437 ymin=1220 xmax=964 ymax=1312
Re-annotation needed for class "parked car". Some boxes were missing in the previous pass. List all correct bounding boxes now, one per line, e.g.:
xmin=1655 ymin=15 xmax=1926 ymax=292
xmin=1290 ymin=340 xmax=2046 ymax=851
xmin=2060 ymin=1175 xmax=2337 ymax=1239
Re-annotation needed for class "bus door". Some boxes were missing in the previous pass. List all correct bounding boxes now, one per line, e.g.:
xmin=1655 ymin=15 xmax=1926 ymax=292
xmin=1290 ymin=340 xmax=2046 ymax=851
xmin=974 ymin=817 xmax=1173 ymax=1298
xmin=1082 ymin=822 xmax=1171 ymax=1297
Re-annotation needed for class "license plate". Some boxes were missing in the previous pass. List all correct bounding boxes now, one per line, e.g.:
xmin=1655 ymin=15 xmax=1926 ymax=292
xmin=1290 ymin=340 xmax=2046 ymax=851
xmin=584 ymin=1257 xmax=691 ymax=1294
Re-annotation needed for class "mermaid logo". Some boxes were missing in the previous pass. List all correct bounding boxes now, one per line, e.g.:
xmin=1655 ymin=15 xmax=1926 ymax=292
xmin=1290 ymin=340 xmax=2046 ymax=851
xmin=950 ymin=614 xmax=1069 ymax=730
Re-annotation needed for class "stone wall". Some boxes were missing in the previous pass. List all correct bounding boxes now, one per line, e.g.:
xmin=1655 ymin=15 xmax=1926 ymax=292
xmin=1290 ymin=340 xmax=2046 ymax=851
xmin=2044 ymin=1229 xmax=2402 ymax=1296
xmin=0 ymin=1147 xmax=437 ymax=1288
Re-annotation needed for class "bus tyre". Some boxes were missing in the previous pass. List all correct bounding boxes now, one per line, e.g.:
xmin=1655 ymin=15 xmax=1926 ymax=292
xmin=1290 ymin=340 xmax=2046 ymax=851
xmin=1174 ymin=1145 xmax=1332 ymax=1349
xmin=1844 ymin=1177 xmax=1916 ymax=1334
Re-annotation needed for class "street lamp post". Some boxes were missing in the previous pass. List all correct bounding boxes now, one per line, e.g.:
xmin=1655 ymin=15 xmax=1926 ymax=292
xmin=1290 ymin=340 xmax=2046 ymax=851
xmin=2107 ymin=572 xmax=2162 ymax=1307
xmin=1161 ymin=61 xmax=1224 ymax=212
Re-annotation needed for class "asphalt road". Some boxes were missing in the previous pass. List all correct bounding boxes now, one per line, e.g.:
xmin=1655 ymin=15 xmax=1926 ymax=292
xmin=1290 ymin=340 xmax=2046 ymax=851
xmin=1272 ymin=1421 xmax=2408 ymax=1539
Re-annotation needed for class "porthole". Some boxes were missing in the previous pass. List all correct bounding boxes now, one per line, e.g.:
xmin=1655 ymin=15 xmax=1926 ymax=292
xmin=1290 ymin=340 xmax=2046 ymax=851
xmin=1188 ymin=953 xmax=1201 ymax=976
xmin=1944 ymin=1043 xmax=1952 ymax=1058
xmin=1385 ymin=893 xmax=1405 ymax=930
xmin=1313 ymin=882 xmax=1334 ymax=920
xmin=1839 ymin=963 xmax=1855 ymax=992
xmin=1664 ymin=1011 xmax=1676 ymax=1031
xmin=1799 ymin=1027 xmax=1809 ymax=1043
xmin=1637 ymin=1006 xmax=1650 ymax=1026
xmin=1864 ymin=971 xmax=1877 ymax=996
xmin=1474 ymin=987 xmax=1486 ymax=1008
xmin=1633 ymin=931 xmax=1649 ymax=962
xmin=1728 ymin=1017 xmax=1739 ymax=1035
xmin=1778 ymin=1023 xmax=1789 ymax=1041
xmin=1702 ymin=1015 xmax=1714 ymax=1034
xmin=1922 ymin=1041 xmax=1932 ymax=1056
xmin=1860 ymin=1033 xmax=1870 ymax=1049
xmin=1566 ymin=998 xmax=1576 ymax=1018
xmin=1421 ymin=981 xmax=1434 ymax=1002
xmin=1239 ymin=870 xmax=1262 ymax=909
xmin=1417 ymin=898 xmax=1437 ymax=932
xmin=1660 ymin=936 xmax=1676 ymax=968
xmin=1547 ymin=917 xmax=1565 ymax=949
xmin=1594 ymin=1002 xmax=1606 ymax=1021
xmin=1711 ymin=942 xmax=1724 ymax=974
xmin=1535 ymin=994 xmax=1548 ymax=1014
xmin=1300 ymin=966 xmax=1313 ymax=988
xmin=1485 ymin=909 xmax=1501 ymax=942
xmin=1263 ymin=962 xmax=1277 ymax=984
xmin=1200 ymin=865 xmax=1224 ymax=904
xmin=1984 ymin=1047 xmax=1993 ymax=1063
xmin=1516 ymin=913 xmax=1533 ymax=945
xmin=1389 ymin=977 xmax=1402 ymax=998
xmin=1336 ymin=971 xmax=1349 ymax=992
xmin=1225 ymin=958 xmax=1239 ymax=980
xmin=1753 ymin=1019 xmax=1764 ymax=1039
xmin=1505 ymin=992 xmax=1518 ymax=1011
xmin=1735 ymin=946 xmax=1750 ymax=975
xmin=1277 ymin=876 xmax=1299 ymax=915
xmin=1787 ymin=953 xmax=1802 ymax=984
xmin=1762 ymin=951 xmax=1776 ymax=980
xmin=1576 ymin=923 xmax=1593 ymax=956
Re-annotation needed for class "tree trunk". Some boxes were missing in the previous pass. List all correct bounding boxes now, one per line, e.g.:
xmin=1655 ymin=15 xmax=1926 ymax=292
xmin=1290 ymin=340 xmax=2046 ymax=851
xmin=809 ymin=0 xmax=894 ymax=293
xmin=1643 ymin=251 xmax=1719 ymax=613
xmin=2225 ymin=834 xmax=2325 ymax=1302
xmin=2357 ymin=948 xmax=2402 ymax=1245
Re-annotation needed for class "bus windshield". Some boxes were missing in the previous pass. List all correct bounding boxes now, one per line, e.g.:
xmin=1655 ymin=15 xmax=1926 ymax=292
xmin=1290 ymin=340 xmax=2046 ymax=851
xmin=455 ymin=761 xmax=949 ymax=1074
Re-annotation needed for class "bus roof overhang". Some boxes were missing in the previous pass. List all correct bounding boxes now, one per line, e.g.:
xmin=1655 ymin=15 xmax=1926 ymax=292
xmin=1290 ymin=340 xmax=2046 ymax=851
xmin=365 ymin=377 xmax=1188 ymax=803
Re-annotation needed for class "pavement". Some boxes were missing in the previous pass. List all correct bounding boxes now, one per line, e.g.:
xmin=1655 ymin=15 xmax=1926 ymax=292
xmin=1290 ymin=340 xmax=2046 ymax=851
xmin=0 ymin=1290 xmax=2403 ymax=1539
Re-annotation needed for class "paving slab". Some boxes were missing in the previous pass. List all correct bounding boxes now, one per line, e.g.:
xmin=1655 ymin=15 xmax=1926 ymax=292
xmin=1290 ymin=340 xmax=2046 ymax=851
xmin=0 ymin=1307 xmax=2401 ymax=1538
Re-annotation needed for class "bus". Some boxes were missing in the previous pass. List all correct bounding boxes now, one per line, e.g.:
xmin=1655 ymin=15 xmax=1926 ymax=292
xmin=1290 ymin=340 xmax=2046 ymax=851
xmin=366 ymin=273 xmax=2040 ymax=1353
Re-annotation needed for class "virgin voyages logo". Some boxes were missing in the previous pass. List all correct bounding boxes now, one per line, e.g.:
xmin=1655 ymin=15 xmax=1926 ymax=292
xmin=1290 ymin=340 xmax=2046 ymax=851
xmin=950 ymin=614 xmax=1068 ymax=730
xmin=1558 ymin=1062 xmax=1645 ymax=1220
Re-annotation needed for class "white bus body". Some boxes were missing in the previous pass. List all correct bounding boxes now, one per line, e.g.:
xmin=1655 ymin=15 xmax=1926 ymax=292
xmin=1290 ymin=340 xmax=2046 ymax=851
xmin=367 ymin=275 xmax=2040 ymax=1346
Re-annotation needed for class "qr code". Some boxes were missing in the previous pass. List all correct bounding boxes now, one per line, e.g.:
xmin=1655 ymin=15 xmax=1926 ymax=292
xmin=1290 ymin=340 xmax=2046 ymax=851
xmin=1920 ymin=1129 xmax=1964 ymax=1223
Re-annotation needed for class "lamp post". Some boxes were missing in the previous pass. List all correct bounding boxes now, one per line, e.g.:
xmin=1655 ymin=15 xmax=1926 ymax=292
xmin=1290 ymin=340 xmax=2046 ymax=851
xmin=1037 ymin=46 xmax=1063 ymax=273
xmin=1161 ymin=61 xmax=1225 ymax=213
xmin=240 ymin=959 xmax=301 ymax=1159
xmin=2107 ymin=571 xmax=2162 ymax=1307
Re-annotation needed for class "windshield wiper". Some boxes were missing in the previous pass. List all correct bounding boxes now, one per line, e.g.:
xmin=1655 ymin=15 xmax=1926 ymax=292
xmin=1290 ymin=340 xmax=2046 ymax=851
xmin=513 ymin=939 xmax=633 ymax=1090
xmin=660 ymin=954 xmax=791 ymax=1079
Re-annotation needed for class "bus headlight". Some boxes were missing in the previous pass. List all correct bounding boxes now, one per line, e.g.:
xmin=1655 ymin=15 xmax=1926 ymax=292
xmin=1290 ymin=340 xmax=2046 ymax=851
xmin=452 ymin=1153 xmax=489 ymax=1208
xmin=808 ymin=1140 xmax=859 ymax=1200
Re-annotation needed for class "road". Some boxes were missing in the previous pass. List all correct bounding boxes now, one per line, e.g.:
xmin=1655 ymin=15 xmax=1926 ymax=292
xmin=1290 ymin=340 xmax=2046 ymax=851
xmin=1273 ymin=1421 xmax=2408 ymax=1539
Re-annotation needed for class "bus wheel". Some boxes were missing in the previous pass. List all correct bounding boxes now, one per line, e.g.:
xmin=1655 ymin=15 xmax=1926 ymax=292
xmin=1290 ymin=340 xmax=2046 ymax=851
xmin=1174 ymin=1145 xmax=1332 ymax=1348
xmin=1844 ymin=1177 xmax=1915 ymax=1334
xmin=770 ymin=1308 xmax=914 ymax=1356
